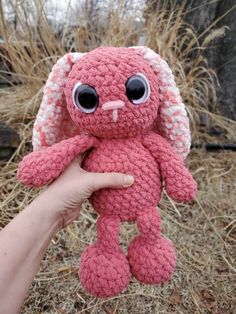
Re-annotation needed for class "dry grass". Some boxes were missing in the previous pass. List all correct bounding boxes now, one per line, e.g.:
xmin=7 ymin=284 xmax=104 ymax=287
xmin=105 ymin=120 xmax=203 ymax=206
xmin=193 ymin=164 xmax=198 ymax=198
xmin=0 ymin=0 xmax=236 ymax=313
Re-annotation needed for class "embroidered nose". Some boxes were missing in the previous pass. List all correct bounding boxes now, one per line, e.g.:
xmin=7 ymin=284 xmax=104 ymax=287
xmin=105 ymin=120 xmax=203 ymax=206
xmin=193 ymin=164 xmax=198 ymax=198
xmin=102 ymin=100 xmax=125 ymax=111
xmin=102 ymin=100 xmax=125 ymax=122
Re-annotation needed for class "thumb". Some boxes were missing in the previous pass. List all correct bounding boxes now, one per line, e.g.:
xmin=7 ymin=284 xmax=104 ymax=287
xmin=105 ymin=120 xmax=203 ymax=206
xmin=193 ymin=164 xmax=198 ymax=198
xmin=88 ymin=172 xmax=134 ymax=191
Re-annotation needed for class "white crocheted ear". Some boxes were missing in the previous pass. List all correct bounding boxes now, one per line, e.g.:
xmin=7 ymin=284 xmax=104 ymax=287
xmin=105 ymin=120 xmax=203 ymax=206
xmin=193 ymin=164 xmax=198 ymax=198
xmin=131 ymin=46 xmax=191 ymax=160
xmin=33 ymin=52 xmax=86 ymax=151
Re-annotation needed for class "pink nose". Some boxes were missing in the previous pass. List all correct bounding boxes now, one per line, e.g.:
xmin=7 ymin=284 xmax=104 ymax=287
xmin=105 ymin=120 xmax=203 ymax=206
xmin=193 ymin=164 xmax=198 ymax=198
xmin=102 ymin=100 xmax=125 ymax=111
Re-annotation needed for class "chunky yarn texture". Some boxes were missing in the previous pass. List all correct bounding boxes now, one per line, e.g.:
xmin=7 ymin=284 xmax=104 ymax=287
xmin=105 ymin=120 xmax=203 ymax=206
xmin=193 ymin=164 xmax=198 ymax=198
xmin=17 ymin=46 xmax=197 ymax=297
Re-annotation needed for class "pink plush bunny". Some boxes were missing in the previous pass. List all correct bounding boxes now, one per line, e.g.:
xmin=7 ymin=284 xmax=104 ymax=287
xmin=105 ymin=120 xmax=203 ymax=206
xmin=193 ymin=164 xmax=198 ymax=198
xmin=17 ymin=46 xmax=197 ymax=297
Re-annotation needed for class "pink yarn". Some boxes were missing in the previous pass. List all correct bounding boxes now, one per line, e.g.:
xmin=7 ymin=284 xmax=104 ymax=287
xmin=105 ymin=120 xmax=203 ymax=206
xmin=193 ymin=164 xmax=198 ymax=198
xmin=18 ymin=135 xmax=98 ymax=187
xmin=17 ymin=46 xmax=197 ymax=297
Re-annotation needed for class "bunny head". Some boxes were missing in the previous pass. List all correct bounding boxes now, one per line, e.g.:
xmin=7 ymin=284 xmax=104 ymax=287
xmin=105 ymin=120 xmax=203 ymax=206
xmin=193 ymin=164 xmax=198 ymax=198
xmin=65 ymin=47 xmax=159 ymax=140
xmin=33 ymin=46 xmax=191 ymax=159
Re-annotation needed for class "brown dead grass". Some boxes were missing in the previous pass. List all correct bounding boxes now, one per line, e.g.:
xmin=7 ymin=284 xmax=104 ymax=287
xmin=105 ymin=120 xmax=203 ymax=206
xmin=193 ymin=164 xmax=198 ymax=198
xmin=0 ymin=0 xmax=236 ymax=313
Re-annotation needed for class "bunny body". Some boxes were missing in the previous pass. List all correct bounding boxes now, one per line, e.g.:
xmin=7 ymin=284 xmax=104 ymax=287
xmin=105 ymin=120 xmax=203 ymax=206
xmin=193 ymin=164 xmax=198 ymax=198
xmin=83 ymin=134 xmax=161 ymax=220
xmin=17 ymin=46 xmax=197 ymax=297
xmin=79 ymin=131 xmax=196 ymax=297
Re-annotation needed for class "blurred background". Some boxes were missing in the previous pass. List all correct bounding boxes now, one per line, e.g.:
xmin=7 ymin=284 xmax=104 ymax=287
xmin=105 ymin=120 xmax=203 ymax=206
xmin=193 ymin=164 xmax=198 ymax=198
xmin=0 ymin=0 xmax=235 ymax=313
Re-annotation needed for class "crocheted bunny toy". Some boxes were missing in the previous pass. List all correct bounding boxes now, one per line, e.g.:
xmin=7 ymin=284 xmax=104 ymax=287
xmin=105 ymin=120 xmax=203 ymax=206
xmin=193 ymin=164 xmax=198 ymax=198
xmin=17 ymin=46 xmax=197 ymax=297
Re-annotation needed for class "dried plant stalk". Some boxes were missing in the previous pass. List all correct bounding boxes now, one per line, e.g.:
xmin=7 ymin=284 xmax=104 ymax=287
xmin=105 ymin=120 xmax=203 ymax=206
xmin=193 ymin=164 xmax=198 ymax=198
xmin=0 ymin=1 xmax=235 ymax=313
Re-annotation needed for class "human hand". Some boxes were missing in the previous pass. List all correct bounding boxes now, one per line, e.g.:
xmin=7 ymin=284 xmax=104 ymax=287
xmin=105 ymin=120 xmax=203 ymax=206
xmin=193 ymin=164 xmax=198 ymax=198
xmin=32 ymin=155 xmax=134 ymax=230
xmin=1 ymin=154 xmax=133 ymax=313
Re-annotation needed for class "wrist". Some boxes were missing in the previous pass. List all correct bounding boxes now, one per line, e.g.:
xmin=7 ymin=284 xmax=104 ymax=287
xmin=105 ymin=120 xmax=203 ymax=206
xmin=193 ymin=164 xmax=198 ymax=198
xmin=28 ymin=191 xmax=62 ymax=233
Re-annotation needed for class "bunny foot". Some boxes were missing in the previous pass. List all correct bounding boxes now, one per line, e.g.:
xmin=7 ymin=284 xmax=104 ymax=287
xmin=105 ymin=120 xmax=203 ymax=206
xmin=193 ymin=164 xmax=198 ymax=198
xmin=128 ymin=236 xmax=176 ymax=284
xmin=79 ymin=244 xmax=131 ymax=297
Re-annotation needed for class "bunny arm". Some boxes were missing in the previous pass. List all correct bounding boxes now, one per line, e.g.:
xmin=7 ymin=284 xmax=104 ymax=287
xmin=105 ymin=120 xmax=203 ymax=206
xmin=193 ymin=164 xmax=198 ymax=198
xmin=17 ymin=134 xmax=99 ymax=187
xmin=142 ymin=132 xmax=197 ymax=202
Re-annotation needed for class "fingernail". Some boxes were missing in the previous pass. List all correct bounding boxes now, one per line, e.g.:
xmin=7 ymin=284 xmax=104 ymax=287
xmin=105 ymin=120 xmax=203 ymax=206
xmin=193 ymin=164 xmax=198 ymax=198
xmin=123 ymin=175 xmax=134 ymax=187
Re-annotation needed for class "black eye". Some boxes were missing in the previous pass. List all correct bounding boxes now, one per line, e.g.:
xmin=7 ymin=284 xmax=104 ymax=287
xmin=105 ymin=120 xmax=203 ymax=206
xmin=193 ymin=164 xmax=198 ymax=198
xmin=72 ymin=83 xmax=99 ymax=113
xmin=125 ymin=73 xmax=150 ymax=104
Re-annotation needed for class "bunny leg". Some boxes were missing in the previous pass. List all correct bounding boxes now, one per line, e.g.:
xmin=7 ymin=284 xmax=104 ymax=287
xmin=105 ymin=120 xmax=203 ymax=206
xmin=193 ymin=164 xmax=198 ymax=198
xmin=128 ymin=208 xmax=176 ymax=284
xmin=79 ymin=215 xmax=131 ymax=297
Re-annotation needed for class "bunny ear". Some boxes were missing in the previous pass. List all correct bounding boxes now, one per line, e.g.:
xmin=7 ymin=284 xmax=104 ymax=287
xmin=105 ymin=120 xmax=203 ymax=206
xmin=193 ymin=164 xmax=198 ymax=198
xmin=131 ymin=46 xmax=191 ymax=160
xmin=32 ymin=52 xmax=86 ymax=151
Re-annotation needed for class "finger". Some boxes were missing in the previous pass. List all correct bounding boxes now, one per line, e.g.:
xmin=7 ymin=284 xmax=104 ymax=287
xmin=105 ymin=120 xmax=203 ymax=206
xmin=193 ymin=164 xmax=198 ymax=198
xmin=57 ymin=155 xmax=85 ymax=181
xmin=87 ymin=172 xmax=134 ymax=191
xmin=71 ymin=155 xmax=83 ymax=166
xmin=64 ymin=155 xmax=84 ymax=173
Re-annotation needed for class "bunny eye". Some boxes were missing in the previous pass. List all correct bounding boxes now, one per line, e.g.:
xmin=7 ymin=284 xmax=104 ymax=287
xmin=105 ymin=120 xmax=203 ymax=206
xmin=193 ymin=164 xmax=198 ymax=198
xmin=72 ymin=82 xmax=99 ymax=113
xmin=125 ymin=73 xmax=150 ymax=105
